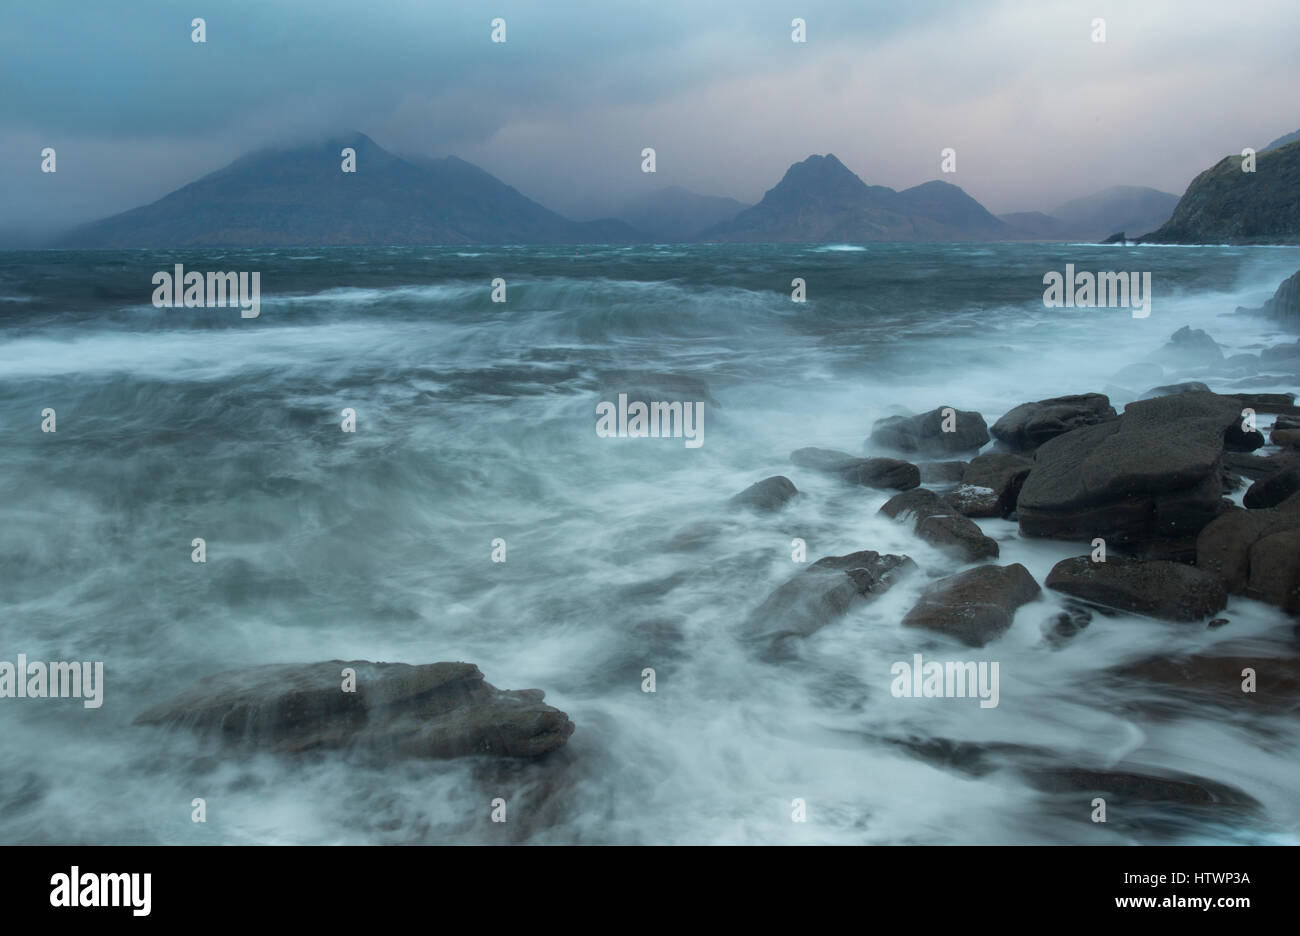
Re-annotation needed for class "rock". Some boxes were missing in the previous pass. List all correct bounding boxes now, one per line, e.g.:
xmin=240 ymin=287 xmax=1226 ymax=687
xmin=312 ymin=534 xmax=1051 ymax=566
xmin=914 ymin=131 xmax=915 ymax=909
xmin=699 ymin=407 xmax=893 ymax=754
xmin=1243 ymin=458 xmax=1300 ymax=508
xmin=1022 ymin=767 xmax=1260 ymax=810
xmin=790 ymin=447 xmax=919 ymax=490
xmin=1230 ymin=392 xmax=1299 ymax=415
xmin=869 ymin=405 xmax=989 ymax=456
xmin=1114 ymin=653 xmax=1300 ymax=713
xmin=1048 ymin=603 xmax=1093 ymax=646
xmin=1273 ymin=428 xmax=1300 ymax=449
xmin=1195 ymin=492 xmax=1300 ymax=612
xmin=1149 ymin=325 xmax=1224 ymax=366
xmin=1225 ymin=450 xmax=1297 ymax=479
xmin=1261 ymin=339 xmax=1300 ymax=364
xmin=1044 ymin=555 xmax=1227 ymax=622
xmin=1018 ymin=391 xmax=1242 ymax=547
xmin=944 ymin=453 xmax=1033 ymax=518
xmin=1141 ymin=381 xmax=1211 ymax=399
xmin=730 ymin=476 xmax=797 ymax=512
xmin=879 ymin=488 xmax=999 ymax=562
xmin=133 ymin=661 xmax=576 ymax=759
xmin=990 ymin=393 xmax=1117 ymax=451
xmin=917 ymin=460 xmax=968 ymax=484
xmin=901 ymin=563 xmax=1041 ymax=647
xmin=1257 ymin=268 xmax=1300 ymax=324
xmin=745 ymin=550 xmax=915 ymax=654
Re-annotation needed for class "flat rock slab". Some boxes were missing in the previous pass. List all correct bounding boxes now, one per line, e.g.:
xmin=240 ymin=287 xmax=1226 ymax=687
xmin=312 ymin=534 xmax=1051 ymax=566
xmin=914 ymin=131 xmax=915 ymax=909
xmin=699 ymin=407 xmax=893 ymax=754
xmin=901 ymin=563 xmax=1041 ymax=647
xmin=1045 ymin=555 xmax=1227 ymax=622
xmin=1018 ymin=391 xmax=1243 ymax=546
xmin=134 ymin=660 xmax=575 ymax=759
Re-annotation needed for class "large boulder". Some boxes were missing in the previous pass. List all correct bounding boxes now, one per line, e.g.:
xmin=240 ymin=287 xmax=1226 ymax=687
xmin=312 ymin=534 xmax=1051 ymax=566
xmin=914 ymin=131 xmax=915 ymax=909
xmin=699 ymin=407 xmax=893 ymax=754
xmin=944 ymin=453 xmax=1033 ymax=518
xmin=1017 ymin=391 xmax=1242 ymax=547
xmin=901 ymin=563 xmax=1042 ymax=647
xmin=134 ymin=661 xmax=576 ymax=759
xmin=1243 ymin=457 xmax=1300 ymax=508
xmin=1256 ymin=268 xmax=1300 ymax=327
xmin=880 ymin=488 xmax=999 ymax=562
xmin=1196 ymin=492 xmax=1300 ymax=613
xmin=869 ymin=405 xmax=989 ymax=456
xmin=1044 ymin=555 xmax=1227 ymax=622
xmin=790 ymin=447 xmax=920 ymax=490
xmin=730 ymin=476 xmax=797 ymax=512
xmin=745 ymin=550 xmax=915 ymax=655
xmin=990 ymin=393 xmax=1116 ymax=451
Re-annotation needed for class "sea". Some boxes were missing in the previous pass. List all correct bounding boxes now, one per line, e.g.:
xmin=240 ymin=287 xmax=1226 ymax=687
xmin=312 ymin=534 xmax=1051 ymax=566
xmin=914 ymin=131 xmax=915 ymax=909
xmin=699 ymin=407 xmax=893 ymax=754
xmin=1 ymin=242 xmax=1297 ymax=844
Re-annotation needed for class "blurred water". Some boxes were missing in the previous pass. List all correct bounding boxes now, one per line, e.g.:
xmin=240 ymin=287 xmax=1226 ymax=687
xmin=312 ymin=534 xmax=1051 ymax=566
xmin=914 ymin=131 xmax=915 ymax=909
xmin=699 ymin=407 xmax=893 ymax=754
xmin=0 ymin=242 xmax=1297 ymax=844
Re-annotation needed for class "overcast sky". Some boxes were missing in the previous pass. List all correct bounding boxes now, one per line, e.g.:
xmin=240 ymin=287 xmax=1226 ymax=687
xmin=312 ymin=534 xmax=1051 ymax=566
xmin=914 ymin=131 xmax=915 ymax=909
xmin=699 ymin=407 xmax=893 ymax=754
xmin=2 ymin=0 xmax=1298 ymax=235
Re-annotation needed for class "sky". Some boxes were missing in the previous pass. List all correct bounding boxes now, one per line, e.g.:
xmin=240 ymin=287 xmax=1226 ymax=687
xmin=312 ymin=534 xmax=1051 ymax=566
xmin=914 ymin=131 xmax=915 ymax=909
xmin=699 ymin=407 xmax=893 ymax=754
xmin=2 ymin=0 xmax=1298 ymax=238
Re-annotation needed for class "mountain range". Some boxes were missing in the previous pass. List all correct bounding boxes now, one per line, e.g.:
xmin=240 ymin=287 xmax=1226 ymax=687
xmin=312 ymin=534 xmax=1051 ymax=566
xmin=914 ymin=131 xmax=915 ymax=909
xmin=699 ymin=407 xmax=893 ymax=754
xmin=43 ymin=129 xmax=1300 ymax=247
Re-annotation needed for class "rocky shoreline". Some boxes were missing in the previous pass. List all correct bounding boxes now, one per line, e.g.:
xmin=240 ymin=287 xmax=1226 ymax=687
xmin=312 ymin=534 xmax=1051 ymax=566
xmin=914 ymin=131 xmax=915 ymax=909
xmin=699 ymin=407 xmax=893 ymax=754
xmin=129 ymin=271 xmax=1300 ymax=837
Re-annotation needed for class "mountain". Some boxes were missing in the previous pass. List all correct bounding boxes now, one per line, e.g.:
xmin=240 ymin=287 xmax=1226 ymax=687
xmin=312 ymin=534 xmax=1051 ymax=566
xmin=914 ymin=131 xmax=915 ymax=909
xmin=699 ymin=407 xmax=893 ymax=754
xmin=700 ymin=154 xmax=1011 ymax=242
xmin=998 ymin=186 xmax=1180 ymax=241
xmin=616 ymin=186 xmax=749 ymax=241
xmin=1263 ymin=129 xmax=1300 ymax=152
xmin=55 ymin=132 xmax=639 ymax=248
xmin=1141 ymin=139 xmax=1300 ymax=244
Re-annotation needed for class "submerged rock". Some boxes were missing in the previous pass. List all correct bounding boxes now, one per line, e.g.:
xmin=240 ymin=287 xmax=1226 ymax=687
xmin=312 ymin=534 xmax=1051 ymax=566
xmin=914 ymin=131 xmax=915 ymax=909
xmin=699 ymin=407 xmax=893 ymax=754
xmin=729 ymin=475 xmax=797 ymax=512
xmin=880 ymin=488 xmax=999 ymax=562
xmin=745 ymin=550 xmax=915 ymax=655
xmin=901 ymin=563 xmax=1041 ymax=647
xmin=869 ymin=405 xmax=989 ymax=456
xmin=990 ymin=393 xmax=1116 ymax=452
xmin=790 ymin=447 xmax=919 ymax=490
xmin=134 ymin=661 xmax=576 ymax=759
xmin=1044 ymin=555 xmax=1227 ymax=622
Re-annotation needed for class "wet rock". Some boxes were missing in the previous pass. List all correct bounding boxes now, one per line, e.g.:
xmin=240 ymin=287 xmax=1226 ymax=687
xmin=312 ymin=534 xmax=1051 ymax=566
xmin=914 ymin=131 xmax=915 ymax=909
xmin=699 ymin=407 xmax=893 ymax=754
xmin=1048 ymin=602 xmax=1093 ymax=646
xmin=901 ymin=563 xmax=1041 ymax=647
xmin=730 ymin=475 xmax=797 ymax=512
xmin=1149 ymin=325 xmax=1224 ymax=366
xmin=1229 ymin=392 xmax=1299 ymax=416
xmin=990 ymin=393 xmax=1117 ymax=451
xmin=880 ymin=488 xmax=999 ymax=562
xmin=917 ymin=460 xmax=968 ymax=484
xmin=1018 ymin=391 xmax=1241 ymax=547
xmin=134 ymin=661 xmax=576 ymax=759
xmin=1113 ymin=653 xmax=1300 ymax=712
xmin=790 ymin=447 xmax=920 ymax=490
xmin=1141 ymin=381 xmax=1211 ymax=399
xmin=869 ymin=405 xmax=990 ymax=456
xmin=1225 ymin=450 xmax=1297 ymax=480
xmin=1243 ymin=458 xmax=1300 ymax=508
xmin=745 ymin=550 xmax=915 ymax=655
xmin=1022 ymin=767 xmax=1260 ymax=810
xmin=944 ymin=453 xmax=1033 ymax=518
xmin=1044 ymin=555 xmax=1227 ymax=622
xmin=1195 ymin=492 xmax=1300 ymax=612
xmin=1260 ymin=339 xmax=1300 ymax=365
